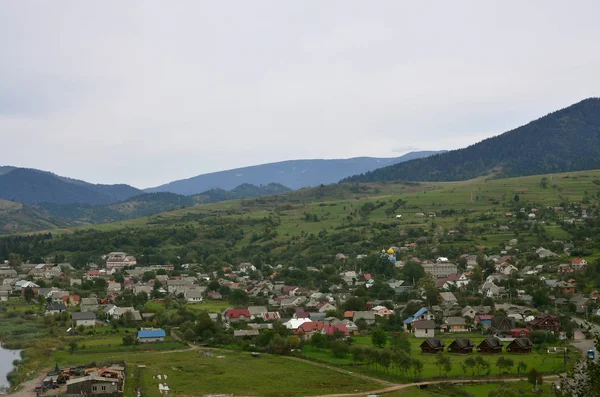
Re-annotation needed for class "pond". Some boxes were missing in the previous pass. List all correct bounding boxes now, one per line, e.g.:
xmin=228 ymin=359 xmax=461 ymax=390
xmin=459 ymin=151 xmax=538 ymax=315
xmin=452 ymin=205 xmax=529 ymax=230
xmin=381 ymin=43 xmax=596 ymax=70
xmin=0 ymin=345 xmax=21 ymax=393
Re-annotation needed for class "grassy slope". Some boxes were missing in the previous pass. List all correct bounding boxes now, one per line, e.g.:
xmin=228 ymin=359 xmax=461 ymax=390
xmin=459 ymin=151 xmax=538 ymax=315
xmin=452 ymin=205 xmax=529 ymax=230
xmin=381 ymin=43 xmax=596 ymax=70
xmin=39 ymin=170 xmax=598 ymax=258
xmin=52 ymin=349 xmax=382 ymax=397
xmin=303 ymin=334 xmax=572 ymax=380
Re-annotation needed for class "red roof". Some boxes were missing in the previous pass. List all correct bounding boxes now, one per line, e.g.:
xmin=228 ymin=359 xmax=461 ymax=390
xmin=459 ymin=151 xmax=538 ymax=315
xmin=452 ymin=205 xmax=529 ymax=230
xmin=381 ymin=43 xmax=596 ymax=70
xmin=226 ymin=309 xmax=251 ymax=319
xmin=572 ymin=258 xmax=586 ymax=264
xmin=324 ymin=324 xmax=349 ymax=336
xmin=363 ymin=274 xmax=372 ymax=280
xmin=87 ymin=270 xmax=100 ymax=275
xmin=294 ymin=321 xmax=324 ymax=334
xmin=344 ymin=311 xmax=355 ymax=318
xmin=295 ymin=312 xmax=310 ymax=319
xmin=283 ymin=285 xmax=298 ymax=292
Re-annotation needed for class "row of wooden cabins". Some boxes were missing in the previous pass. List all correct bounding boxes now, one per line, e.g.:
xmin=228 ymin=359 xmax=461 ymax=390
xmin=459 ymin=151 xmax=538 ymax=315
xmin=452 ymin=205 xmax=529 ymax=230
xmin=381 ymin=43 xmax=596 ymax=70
xmin=420 ymin=337 xmax=533 ymax=355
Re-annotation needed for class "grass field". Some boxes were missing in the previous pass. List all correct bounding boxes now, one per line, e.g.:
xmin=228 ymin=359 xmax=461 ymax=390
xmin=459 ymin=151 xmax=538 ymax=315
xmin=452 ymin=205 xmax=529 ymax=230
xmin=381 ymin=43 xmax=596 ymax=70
xmin=53 ymin=349 xmax=384 ymax=397
xmin=458 ymin=381 xmax=556 ymax=397
xmin=302 ymin=333 xmax=573 ymax=380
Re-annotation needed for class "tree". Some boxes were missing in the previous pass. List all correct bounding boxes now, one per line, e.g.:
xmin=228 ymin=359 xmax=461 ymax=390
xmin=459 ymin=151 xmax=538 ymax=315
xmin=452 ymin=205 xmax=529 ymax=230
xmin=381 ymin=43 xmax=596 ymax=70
xmin=371 ymin=328 xmax=388 ymax=348
xmin=496 ymin=356 xmax=514 ymax=374
xmin=230 ymin=289 xmax=249 ymax=307
xmin=411 ymin=358 xmax=423 ymax=379
xmin=23 ymin=287 xmax=35 ymax=303
xmin=465 ymin=357 xmax=477 ymax=375
xmin=517 ymin=360 xmax=527 ymax=375
xmin=68 ymin=341 xmax=78 ymax=354
xmin=554 ymin=334 xmax=600 ymax=397
xmin=390 ymin=332 xmax=411 ymax=354
xmin=527 ymin=368 xmax=543 ymax=391
xmin=403 ymin=262 xmax=425 ymax=283
xmin=183 ymin=328 xmax=196 ymax=342
xmin=122 ymin=334 xmax=136 ymax=346
xmin=514 ymin=194 xmax=520 ymax=202
xmin=331 ymin=341 xmax=349 ymax=358
xmin=435 ymin=354 xmax=452 ymax=376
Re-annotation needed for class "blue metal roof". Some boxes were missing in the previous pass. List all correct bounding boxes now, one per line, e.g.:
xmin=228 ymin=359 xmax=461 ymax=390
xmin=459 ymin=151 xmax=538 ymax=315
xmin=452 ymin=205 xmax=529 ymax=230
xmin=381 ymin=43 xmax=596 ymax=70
xmin=413 ymin=307 xmax=428 ymax=318
xmin=403 ymin=316 xmax=414 ymax=324
xmin=138 ymin=329 xmax=166 ymax=338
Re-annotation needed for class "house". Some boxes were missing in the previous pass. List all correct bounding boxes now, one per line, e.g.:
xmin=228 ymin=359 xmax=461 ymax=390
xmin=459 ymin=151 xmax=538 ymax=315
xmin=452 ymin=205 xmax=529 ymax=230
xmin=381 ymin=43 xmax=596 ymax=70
xmin=0 ymin=267 xmax=17 ymax=279
xmin=479 ymin=282 xmax=506 ymax=298
xmin=223 ymin=308 xmax=251 ymax=323
xmin=461 ymin=306 xmax=477 ymax=319
xmin=422 ymin=262 xmax=459 ymax=278
xmin=324 ymin=324 xmax=349 ymax=337
xmin=506 ymin=338 xmax=533 ymax=354
xmin=474 ymin=315 xmax=494 ymax=329
xmin=86 ymin=270 xmax=101 ymax=280
xmin=247 ymin=306 xmax=268 ymax=319
xmin=66 ymin=375 xmax=122 ymax=395
xmin=137 ymin=328 xmax=166 ymax=343
xmin=489 ymin=316 xmax=516 ymax=337
xmin=536 ymin=247 xmax=557 ymax=258
xmin=71 ymin=312 xmax=96 ymax=327
xmin=571 ymin=258 xmax=588 ymax=271
xmin=207 ymin=291 xmax=223 ymax=300
xmin=107 ymin=281 xmax=121 ymax=292
xmin=353 ymin=311 xmax=376 ymax=325
xmin=184 ymin=288 xmax=204 ymax=303
xmin=510 ymin=328 xmax=530 ymax=338
xmin=477 ymin=337 xmax=503 ymax=354
xmin=445 ymin=317 xmax=468 ymax=332
xmin=438 ymin=292 xmax=458 ymax=307
xmin=283 ymin=318 xmax=312 ymax=330
xmin=105 ymin=251 xmax=137 ymax=270
xmin=527 ymin=314 xmax=561 ymax=334
xmin=233 ymin=329 xmax=260 ymax=338
xmin=45 ymin=302 xmax=67 ymax=315
xmin=371 ymin=305 xmax=394 ymax=317
xmin=447 ymin=338 xmax=474 ymax=354
xmin=81 ymin=297 xmax=99 ymax=313
xmin=557 ymin=264 xmax=573 ymax=274
xmin=403 ymin=307 xmax=435 ymax=329
xmin=316 ymin=302 xmax=337 ymax=313
xmin=420 ymin=338 xmax=445 ymax=354
xmin=413 ymin=320 xmax=435 ymax=338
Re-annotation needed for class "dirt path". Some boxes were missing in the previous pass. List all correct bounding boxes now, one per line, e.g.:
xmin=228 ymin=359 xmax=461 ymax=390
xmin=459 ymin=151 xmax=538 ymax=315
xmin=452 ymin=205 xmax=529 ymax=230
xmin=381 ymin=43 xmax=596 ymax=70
xmin=9 ymin=370 xmax=47 ymax=397
xmin=470 ymin=192 xmax=475 ymax=203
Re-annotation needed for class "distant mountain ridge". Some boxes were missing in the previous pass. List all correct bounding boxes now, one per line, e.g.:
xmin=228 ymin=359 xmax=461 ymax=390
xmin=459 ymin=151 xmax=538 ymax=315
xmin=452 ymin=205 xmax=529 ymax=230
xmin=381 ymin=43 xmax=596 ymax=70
xmin=0 ymin=182 xmax=292 ymax=233
xmin=344 ymin=98 xmax=600 ymax=183
xmin=0 ymin=167 xmax=142 ymax=205
xmin=146 ymin=151 xmax=445 ymax=195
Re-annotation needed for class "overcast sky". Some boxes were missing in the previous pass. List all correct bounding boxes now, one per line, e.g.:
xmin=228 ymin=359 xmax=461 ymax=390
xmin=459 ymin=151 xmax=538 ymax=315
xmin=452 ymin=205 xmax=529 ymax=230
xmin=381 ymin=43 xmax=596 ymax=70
xmin=1 ymin=1 xmax=599 ymax=188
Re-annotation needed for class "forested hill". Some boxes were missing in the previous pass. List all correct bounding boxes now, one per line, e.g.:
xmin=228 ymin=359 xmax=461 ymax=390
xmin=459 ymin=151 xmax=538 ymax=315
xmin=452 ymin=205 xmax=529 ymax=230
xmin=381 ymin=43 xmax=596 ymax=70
xmin=344 ymin=98 xmax=600 ymax=183
xmin=145 ymin=151 xmax=444 ymax=195
xmin=0 ymin=183 xmax=293 ymax=233
xmin=0 ymin=168 xmax=142 ymax=205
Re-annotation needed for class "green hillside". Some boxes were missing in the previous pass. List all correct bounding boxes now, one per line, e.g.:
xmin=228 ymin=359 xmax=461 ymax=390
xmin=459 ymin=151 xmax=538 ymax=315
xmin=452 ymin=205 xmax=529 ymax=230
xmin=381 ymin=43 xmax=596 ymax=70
xmin=3 ymin=169 xmax=599 ymax=268
xmin=345 ymin=98 xmax=600 ymax=183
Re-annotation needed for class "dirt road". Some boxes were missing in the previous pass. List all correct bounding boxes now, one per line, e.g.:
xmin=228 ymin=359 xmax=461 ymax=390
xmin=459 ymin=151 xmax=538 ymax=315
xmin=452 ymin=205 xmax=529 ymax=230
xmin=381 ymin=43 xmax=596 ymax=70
xmin=9 ymin=370 xmax=47 ymax=397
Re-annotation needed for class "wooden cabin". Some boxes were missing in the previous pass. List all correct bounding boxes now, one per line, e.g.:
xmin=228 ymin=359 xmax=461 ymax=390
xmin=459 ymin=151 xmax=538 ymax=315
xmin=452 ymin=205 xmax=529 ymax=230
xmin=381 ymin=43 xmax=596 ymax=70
xmin=447 ymin=338 xmax=474 ymax=354
xmin=477 ymin=337 xmax=503 ymax=354
xmin=506 ymin=338 xmax=533 ymax=354
xmin=420 ymin=338 xmax=445 ymax=354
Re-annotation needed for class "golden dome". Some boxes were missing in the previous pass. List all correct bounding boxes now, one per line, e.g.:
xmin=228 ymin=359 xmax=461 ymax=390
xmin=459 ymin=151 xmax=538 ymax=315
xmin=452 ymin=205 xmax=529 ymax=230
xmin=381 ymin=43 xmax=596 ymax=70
xmin=381 ymin=249 xmax=386 ymax=253
xmin=387 ymin=248 xmax=395 ymax=255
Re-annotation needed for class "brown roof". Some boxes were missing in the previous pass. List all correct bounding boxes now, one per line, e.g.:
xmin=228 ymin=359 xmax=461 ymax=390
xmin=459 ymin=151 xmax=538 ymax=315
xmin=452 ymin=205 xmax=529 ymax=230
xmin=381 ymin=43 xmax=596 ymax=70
xmin=413 ymin=320 xmax=435 ymax=329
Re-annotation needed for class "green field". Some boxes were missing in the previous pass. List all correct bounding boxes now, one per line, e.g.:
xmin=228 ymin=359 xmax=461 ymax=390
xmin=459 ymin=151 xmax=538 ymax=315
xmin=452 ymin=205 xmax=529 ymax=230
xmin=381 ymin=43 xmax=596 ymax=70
xmin=53 ymin=349 xmax=384 ymax=397
xmin=302 ymin=333 xmax=573 ymax=380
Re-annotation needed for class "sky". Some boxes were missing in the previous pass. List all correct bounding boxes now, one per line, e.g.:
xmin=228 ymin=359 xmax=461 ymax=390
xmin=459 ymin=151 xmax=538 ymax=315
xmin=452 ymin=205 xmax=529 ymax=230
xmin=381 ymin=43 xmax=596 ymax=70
xmin=1 ymin=1 xmax=599 ymax=188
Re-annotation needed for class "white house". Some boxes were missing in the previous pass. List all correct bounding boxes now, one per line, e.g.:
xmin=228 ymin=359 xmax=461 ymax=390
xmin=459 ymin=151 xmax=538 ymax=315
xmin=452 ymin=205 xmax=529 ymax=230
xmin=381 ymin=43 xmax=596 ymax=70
xmin=413 ymin=320 xmax=435 ymax=338
xmin=71 ymin=312 xmax=96 ymax=328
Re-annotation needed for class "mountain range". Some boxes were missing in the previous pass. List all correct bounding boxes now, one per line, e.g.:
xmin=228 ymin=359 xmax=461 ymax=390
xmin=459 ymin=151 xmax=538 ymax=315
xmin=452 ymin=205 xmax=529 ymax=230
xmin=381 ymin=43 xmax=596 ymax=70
xmin=344 ymin=98 xmax=600 ymax=183
xmin=145 ymin=151 xmax=445 ymax=195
